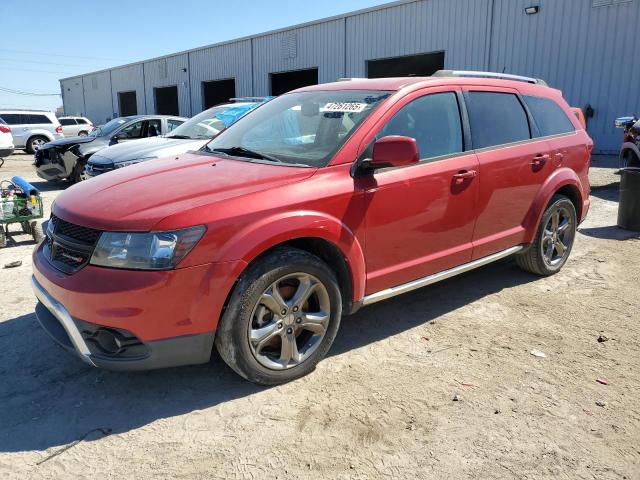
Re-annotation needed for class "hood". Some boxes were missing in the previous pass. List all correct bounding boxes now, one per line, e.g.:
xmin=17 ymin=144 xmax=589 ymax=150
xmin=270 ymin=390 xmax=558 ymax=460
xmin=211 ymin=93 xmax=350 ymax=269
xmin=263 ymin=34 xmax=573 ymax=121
xmin=90 ymin=137 xmax=205 ymax=164
xmin=53 ymin=152 xmax=316 ymax=231
xmin=44 ymin=135 xmax=97 ymax=148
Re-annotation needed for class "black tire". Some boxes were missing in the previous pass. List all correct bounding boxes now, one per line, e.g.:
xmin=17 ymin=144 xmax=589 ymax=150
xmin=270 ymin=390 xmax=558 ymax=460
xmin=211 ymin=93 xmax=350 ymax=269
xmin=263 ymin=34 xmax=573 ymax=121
xmin=0 ymin=226 xmax=6 ymax=248
xmin=26 ymin=136 xmax=48 ymax=155
xmin=31 ymin=221 xmax=45 ymax=244
xmin=78 ymin=131 xmax=88 ymax=137
xmin=516 ymin=194 xmax=577 ymax=276
xmin=215 ymin=247 xmax=343 ymax=385
xmin=69 ymin=159 xmax=86 ymax=184
xmin=21 ymin=221 xmax=31 ymax=234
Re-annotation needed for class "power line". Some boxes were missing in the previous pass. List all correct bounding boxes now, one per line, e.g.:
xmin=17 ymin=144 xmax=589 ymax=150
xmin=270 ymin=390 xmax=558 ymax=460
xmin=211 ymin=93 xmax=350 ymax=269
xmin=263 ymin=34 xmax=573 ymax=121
xmin=0 ymin=57 xmax=110 ymax=68
xmin=0 ymin=66 xmax=76 ymax=75
xmin=0 ymin=86 xmax=60 ymax=96
xmin=0 ymin=48 xmax=126 ymax=62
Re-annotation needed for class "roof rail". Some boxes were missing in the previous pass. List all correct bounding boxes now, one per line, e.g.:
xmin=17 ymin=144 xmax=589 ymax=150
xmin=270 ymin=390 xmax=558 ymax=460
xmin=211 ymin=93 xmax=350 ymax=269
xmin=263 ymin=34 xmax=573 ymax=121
xmin=432 ymin=70 xmax=547 ymax=86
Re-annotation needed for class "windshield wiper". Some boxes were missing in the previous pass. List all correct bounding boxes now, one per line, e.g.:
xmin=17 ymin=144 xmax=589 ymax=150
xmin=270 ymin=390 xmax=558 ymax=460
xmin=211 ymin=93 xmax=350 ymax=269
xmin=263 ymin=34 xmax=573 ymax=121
xmin=166 ymin=134 xmax=192 ymax=139
xmin=209 ymin=146 xmax=283 ymax=163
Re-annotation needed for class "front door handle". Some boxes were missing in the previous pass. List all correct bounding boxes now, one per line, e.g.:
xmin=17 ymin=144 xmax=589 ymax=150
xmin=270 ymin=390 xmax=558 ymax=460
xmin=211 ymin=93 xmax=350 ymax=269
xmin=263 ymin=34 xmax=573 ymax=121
xmin=452 ymin=170 xmax=477 ymax=184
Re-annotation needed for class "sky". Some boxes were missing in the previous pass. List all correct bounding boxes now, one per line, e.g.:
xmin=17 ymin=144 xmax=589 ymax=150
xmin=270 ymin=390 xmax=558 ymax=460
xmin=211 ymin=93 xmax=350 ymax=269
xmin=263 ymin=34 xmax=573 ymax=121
xmin=0 ymin=0 xmax=390 ymax=112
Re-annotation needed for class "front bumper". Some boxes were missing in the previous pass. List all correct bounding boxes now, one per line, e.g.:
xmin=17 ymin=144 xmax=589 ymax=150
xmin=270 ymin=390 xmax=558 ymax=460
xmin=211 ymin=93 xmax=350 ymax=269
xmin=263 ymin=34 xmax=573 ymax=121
xmin=32 ymin=275 xmax=215 ymax=370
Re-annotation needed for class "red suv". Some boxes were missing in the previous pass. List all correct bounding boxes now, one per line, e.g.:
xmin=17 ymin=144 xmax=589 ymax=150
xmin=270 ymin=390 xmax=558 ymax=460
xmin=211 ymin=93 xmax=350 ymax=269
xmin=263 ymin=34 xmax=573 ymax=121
xmin=32 ymin=71 xmax=592 ymax=384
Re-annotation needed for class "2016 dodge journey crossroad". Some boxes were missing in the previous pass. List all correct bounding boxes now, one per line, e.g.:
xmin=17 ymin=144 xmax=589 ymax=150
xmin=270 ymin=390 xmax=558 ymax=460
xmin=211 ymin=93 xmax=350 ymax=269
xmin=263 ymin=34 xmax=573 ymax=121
xmin=32 ymin=71 xmax=593 ymax=385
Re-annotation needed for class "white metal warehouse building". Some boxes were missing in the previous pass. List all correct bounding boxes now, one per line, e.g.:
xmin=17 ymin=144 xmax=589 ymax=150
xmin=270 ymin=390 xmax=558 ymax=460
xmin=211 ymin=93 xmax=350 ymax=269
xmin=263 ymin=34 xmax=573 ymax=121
xmin=60 ymin=0 xmax=640 ymax=153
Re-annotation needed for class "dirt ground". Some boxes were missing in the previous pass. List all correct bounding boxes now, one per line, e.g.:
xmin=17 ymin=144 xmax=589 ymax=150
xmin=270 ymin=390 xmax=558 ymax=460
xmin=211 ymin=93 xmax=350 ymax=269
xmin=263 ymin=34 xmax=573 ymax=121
xmin=0 ymin=152 xmax=638 ymax=479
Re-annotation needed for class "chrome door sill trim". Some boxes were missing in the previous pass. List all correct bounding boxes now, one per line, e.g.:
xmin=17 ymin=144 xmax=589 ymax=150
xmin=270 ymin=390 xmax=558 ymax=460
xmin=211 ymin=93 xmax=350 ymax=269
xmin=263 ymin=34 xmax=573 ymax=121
xmin=362 ymin=245 xmax=524 ymax=306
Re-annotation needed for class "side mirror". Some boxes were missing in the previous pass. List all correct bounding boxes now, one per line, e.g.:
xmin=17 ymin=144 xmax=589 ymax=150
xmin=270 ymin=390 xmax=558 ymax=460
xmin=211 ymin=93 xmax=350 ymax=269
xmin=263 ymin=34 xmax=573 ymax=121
xmin=369 ymin=135 xmax=419 ymax=170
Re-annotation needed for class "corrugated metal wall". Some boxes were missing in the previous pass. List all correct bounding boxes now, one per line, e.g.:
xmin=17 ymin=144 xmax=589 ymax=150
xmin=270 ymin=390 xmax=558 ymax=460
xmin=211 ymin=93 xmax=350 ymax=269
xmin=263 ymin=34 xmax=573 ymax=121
xmin=188 ymin=40 xmax=253 ymax=113
xmin=252 ymin=19 xmax=345 ymax=95
xmin=82 ymin=71 xmax=113 ymax=125
xmin=490 ymin=0 xmax=640 ymax=152
xmin=110 ymin=64 xmax=145 ymax=116
xmin=346 ymin=0 xmax=491 ymax=76
xmin=142 ymin=53 xmax=191 ymax=117
xmin=60 ymin=78 xmax=85 ymax=117
xmin=61 ymin=0 xmax=640 ymax=151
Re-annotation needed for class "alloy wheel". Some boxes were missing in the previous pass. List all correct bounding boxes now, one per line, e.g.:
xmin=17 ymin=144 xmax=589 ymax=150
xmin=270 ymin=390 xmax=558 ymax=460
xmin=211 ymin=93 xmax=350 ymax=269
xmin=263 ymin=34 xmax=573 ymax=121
xmin=32 ymin=138 xmax=46 ymax=150
xmin=541 ymin=205 xmax=574 ymax=267
xmin=248 ymin=273 xmax=330 ymax=370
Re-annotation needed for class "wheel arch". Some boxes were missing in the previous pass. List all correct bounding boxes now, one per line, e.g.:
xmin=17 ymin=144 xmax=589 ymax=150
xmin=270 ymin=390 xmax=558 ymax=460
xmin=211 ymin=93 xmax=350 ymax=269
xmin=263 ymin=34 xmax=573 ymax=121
xmin=620 ymin=142 xmax=640 ymax=166
xmin=522 ymin=169 xmax=584 ymax=244
xmin=212 ymin=211 xmax=366 ymax=316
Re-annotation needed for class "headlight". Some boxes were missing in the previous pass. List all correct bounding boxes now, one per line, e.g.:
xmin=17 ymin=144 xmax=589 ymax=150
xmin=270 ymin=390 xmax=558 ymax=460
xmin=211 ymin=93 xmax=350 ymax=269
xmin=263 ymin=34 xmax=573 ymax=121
xmin=114 ymin=157 xmax=156 ymax=169
xmin=90 ymin=226 xmax=206 ymax=270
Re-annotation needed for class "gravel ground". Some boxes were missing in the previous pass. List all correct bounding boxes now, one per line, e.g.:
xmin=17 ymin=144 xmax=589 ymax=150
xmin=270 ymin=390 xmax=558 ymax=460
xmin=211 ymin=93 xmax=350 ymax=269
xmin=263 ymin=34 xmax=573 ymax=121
xmin=0 ymin=152 xmax=638 ymax=479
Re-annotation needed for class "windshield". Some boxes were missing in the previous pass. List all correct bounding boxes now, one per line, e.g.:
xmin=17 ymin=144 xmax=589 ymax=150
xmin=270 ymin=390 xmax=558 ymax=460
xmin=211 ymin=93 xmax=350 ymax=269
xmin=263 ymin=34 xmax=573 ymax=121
xmin=167 ymin=103 xmax=259 ymax=140
xmin=89 ymin=117 xmax=128 ymax=137
xmin=204 ymin=90 xmax=392 ymax=167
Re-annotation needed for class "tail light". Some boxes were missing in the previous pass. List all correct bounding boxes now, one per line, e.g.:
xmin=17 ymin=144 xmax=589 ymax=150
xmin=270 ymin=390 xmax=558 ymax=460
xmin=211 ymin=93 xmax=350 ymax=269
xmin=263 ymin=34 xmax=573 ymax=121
xmin=0 ymin=125 xmax=10 ymax=133
xmin=55 ymin=125 xmax=63 ymax=133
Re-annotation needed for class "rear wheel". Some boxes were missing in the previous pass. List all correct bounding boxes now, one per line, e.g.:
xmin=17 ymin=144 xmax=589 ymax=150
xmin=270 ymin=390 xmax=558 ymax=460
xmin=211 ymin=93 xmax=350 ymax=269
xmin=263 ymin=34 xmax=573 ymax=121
xmin=215 ymin=247 xmax=342 ymax=385
xmin=0 ymin=226 xmax=6 ymax=248
xmin=26 ymin=136 xmax=48 ymax=154
xmin=78 ymin=131 xmax=88 ymax=137
xmin=516 ymin=194 xmax=577 ymax=276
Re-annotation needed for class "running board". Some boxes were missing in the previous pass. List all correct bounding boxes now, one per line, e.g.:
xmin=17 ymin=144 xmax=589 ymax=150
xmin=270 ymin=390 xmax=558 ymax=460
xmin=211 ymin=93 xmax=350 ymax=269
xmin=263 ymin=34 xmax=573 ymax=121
xmin=361 ymin=245 xmax=524 ymax=306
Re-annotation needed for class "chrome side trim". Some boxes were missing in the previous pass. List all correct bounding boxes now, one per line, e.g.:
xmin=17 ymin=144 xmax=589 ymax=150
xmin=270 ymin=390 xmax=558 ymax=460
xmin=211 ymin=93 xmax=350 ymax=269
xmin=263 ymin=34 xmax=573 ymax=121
xmin=31 ymin=275 xmax=95 ymax=366
xmin=361 ymin=245 xmax=524 ymax=306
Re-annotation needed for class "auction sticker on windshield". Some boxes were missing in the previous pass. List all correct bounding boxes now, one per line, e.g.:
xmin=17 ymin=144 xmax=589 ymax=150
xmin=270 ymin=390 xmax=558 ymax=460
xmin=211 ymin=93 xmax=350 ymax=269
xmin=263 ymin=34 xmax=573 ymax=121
xmin=322 ymin=102 xmax=368 ymax=113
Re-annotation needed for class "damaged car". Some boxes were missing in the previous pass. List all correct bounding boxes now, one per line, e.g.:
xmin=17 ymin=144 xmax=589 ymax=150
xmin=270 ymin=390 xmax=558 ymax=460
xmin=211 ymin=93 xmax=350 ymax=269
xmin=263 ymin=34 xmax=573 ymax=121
xmin=34 ymin=115 xmax=186 ymax=183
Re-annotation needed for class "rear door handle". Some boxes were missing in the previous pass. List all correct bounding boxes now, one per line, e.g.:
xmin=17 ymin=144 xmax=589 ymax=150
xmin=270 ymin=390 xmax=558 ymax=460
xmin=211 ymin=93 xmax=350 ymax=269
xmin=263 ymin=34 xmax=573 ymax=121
xmin=531 ymin=154 xmax=550 ymax=167
xmin=453 ymin=170 xmax=477 ymax=184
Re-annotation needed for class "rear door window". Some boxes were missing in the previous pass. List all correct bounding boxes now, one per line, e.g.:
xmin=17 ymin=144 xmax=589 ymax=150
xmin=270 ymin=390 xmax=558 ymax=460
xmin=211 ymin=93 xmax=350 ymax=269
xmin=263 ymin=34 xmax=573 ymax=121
xmin=523 ymin=95 xmax=575 ymax=137
xmin=466 ymin=91 xmax=531 ymax=149
xmin=378 ymin=92 xmax=464 ymax=161
xmin=76 ymin=118 xmax=88 ymax=124
xmin=59 ymin=118 xmax=76 ymax=126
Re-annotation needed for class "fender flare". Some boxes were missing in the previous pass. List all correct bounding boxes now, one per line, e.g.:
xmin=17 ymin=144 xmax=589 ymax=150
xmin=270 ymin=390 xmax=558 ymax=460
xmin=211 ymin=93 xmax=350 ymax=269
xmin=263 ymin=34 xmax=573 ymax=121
xmin=215 ymin=210 xmax=367 ymax=302
xmin=522 ymin=168 xmax=584 ymax=243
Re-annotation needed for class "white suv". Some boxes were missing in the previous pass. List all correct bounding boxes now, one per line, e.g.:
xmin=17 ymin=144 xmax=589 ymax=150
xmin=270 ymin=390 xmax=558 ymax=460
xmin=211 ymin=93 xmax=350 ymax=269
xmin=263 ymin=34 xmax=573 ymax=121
xmin=0 ymin=110 xmax=64 ymax=153
xmin=58 ymin=116 xmax=93 ymax=137
xmin=0 ymin=117 xmax=14 ymax=164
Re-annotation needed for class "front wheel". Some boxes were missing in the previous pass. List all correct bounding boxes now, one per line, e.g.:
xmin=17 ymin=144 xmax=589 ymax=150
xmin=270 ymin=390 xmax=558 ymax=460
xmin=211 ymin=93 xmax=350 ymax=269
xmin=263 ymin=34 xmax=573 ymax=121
xmin=215 ymin=247 xmax=342 ymax=385
xmin=516 ymin=194 xmax=577 ymax=276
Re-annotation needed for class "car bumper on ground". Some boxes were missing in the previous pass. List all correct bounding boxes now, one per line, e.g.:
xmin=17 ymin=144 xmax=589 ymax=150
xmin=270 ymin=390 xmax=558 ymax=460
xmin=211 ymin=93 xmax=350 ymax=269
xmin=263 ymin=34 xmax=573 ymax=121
xmin=31 ymin=244 xmax=244 ymax=370
xmin=0 ymin=147 xmax=14 ymax=158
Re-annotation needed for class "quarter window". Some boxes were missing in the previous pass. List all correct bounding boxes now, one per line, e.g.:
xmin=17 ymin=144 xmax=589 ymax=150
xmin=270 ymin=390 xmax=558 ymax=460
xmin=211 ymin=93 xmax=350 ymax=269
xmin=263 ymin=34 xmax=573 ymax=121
xmin=0 ymin=114 xmax=20 ymax=124
xmin=379 ymin=92 xmax=463 ymax=161
xmin=523 ymin=95 xmax=575 ymax=137
xmin=466 ymin=92 xmax=530 ymax=149
xmin=26 ymin=114 xmax=52 ymax=124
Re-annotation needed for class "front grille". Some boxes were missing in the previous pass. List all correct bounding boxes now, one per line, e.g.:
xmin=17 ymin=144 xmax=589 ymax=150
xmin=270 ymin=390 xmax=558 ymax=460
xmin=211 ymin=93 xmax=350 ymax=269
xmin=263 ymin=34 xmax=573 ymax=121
xmin=45 ymin=215 xmax=102 ymax=274
xmin=50 ymin=214 xmax=101 ymax=245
